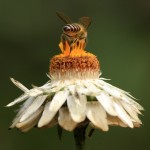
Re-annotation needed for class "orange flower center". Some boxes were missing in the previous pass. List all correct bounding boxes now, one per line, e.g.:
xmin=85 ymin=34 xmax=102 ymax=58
xmin=49 ymin=40 xmax=100 ymax=80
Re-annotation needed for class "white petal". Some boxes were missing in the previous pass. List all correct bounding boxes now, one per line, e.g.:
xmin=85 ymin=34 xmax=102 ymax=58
xmin=99 ymin=79 xmax=136 ymax=99
xmin=95 ymin=79 xmax=144 ymax=110
xmin=107 ymin=115 xmax=128 ymax=127
xmin=68 ymin=85 xmax=76 ymax=96
xmin=67 ymin=94 xmax=86 ymax=123
xmin=94 ymin=80 xmax=122 ymax=98
xmin=75 ymin=82 xmax=99 ymax=96
xmin=42 ymin=81 xmax=65 ymax=93
xmin=131 ymin=104 xmax=142 ymax=115
xmin=76 ymin=85 xmax=92 ymax=96
xmin=123 ymin=98 xmax=144 ymax=111
xmin=6 ymin=94 xmax=29 ymax=107
xmin=38 ymin=101 xmax=55 ymax=127
xmin=86 ymin=102 xmax=108 ymax=131
xmin=133 ymin=122 xmax=141 ymax=128
xmin=16 ymin=106 xmax=43 ymax=132
xmin=68 ymin=85 xmax=81 ymax=105
xmin=96 ymin=92 xmax=117 ymax=116
xmin=95 ymin=79 xmax=143 ymax=113
xmin=121 ymin=101 xmax=142 ymax=124
xmin=38 ymin=90 xmax=69 ymax=127
xmin=95 ymin=79 xmax=133 ymax=101
xmin=58 ymin=107 xmax=77 ymax=131
xmin=96 ymin=79 xmax=127 ymax=95
xmin=113 ymin=99 xmax=133 ymax=128
xmin=44 ymin=115 xmax=58 ymax=128
xmin=28 ymin=88 xmax=43 ymax=97
xmin=10 ymin=78 xmax=29 ymax=92
xmin=49 ymin=90 xmax=69 ymax=111
xmin=82 ymin=80 xmax=101 ymax=95
xmin=10 ymin=97 xmax=35 ymax=128
xmin=20 ymin=95 xmax=47 ymax=122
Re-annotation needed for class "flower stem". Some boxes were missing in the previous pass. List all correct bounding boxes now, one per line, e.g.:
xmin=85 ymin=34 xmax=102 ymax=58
xmin=73 ymin=125 xmax=87 ymax=150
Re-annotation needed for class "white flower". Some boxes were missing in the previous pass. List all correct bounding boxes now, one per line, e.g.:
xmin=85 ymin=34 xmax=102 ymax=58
xmin=7 ymin=41 xmax=144 ymax=132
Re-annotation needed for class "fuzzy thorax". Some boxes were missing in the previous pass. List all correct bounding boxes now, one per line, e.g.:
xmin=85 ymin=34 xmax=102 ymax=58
xmin=50 ymin=41 xmax=100 ymax=80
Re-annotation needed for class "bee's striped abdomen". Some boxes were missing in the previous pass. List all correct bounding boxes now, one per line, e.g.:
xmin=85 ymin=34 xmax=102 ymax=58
xmin=63 ymin=24 xmax=81 ymax=33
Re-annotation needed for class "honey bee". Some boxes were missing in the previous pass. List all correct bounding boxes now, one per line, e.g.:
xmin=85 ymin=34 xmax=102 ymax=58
xmin=56 ymin=11 xmax=91 ymax=50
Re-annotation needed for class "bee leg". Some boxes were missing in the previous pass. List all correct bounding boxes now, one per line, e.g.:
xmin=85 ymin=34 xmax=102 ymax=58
xmin=70 ymin=43 xmax=75 ymax=50
xmin=79 ymin=39 xmax=86 ymax=49
xmin=62 ymin=34 xmax=72 ymax=50
xmin=63 ymin=41 xmax=66 ymax=50
xmin=83 ymin=38 xmax=87 ymax=49
xmin=61 ymin=35 xmax=66 ymax=50
xmin=71 ymin=39 xmax=78 ymax=50
xmin=69 ymin=41 xmax=73 ymax=51
xmin=77 ymin=41 xmax=80 ymax=48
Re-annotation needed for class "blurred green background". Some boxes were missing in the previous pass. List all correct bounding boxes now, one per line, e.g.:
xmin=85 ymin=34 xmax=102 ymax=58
xmin=0 ymin=0 xmax=150 ymax=150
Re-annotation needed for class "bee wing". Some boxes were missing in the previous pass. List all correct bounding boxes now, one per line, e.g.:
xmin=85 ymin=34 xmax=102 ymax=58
xmin=56 ymin=11 xmax=72 ymax=24
xmin=79 ymin=17 xmax=91 ymax=29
